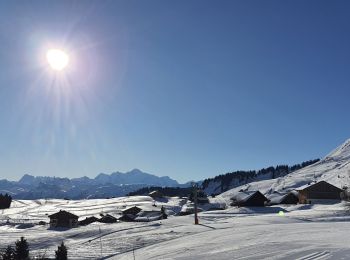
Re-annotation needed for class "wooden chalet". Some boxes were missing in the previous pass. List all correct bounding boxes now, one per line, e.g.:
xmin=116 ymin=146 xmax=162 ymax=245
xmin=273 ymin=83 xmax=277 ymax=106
xmin=119 ymin=206 xmax=143 ymax=222
xmin=99 ymin=214 xmax=117 ymax=223
xmin=230 ymin=191 xmax=268 ymax=207
xmin=122 ymin=206 xmax=142 ymax=215
xmin=267 ymin=191 xmax=299 ymax=205
xmin=119 ymin=205 xmax=167 ymax=222
xmin=296 ymin=181 xmax=343 ymax=204
xmin=79 ymin=216 xmax=99 ymax=226
xmin=48 ymin=210 xmax=78 ymax=228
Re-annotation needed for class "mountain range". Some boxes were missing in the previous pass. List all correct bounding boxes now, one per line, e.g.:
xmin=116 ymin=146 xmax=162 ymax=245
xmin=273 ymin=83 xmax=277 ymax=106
xmin=2 ymin=138 xmax=349 ymax=200
xmin=0 ymin=169 xmax=182 ymax=199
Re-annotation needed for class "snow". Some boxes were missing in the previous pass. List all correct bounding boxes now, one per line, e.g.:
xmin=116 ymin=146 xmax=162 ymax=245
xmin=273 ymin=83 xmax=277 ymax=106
xmin=2 ymin=139 xmax=350 ymax=259
xmin=218 ymin=139 xmax=350 ymax=205
xmin=1 ymin=195 xmax=350 ymax=259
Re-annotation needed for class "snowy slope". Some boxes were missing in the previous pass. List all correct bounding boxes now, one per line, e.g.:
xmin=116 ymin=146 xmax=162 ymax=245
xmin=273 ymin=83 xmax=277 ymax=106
xmin=117 ymin=203 xmax=350 ymax=260
xmin=2 ymin=198 xmax=350 ymax=259
xmin=2 ymin=140 xmax=350 ymax=259
xmin=219 ymin=138 xmax=350 ymax=203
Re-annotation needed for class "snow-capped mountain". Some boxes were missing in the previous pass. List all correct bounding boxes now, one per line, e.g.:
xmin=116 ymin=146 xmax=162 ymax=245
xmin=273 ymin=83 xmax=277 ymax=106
xmin=219 ymin=138 xmax=350 ymax=202
xmin=94 ymin=169 xmax=178 ymax=186
xmin=0 ymin=169 xmax=179 ymax=199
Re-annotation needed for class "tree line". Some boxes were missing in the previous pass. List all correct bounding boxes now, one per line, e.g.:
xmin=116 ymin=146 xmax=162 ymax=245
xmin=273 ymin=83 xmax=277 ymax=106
xmin=128 ymin=159 xmax=320 ymax=197
xmin=0 ymin=194 xmax=12 ymax=209
xmin=202 ymin=159 xmax=320 ymax=193
xmin=0 ymin=237 xmax=67 ymax=260
xmin=128 ymin=186 xmax=193 ymax=197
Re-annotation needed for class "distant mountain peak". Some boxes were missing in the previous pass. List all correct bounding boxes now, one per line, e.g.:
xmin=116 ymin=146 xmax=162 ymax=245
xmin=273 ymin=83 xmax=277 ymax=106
xmin=94 ymin=169 xmax=179 ymax=186
xmin=18 ymin=174 xmax=35 ymax=185
xmin=129 ymin=168 xmax=142 ymax=174
xmin=5 ymin=169 xmax=181 ymax=199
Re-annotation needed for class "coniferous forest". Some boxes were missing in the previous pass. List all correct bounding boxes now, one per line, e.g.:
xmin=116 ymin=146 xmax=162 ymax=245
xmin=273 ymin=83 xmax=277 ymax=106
xmin=0 ymin=194 xmax=12 ymax=210
xmin=201 ymin=159 xmax=320 ymax=194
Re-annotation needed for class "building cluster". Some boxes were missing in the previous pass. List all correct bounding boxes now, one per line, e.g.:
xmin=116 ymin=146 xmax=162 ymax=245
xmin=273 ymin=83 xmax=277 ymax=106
xmin=47 ymin=181 xmax=345 ymax=229
xmin=230 ymin=181 xmax=343 ymax=207
xmin=48 ymin=191 xmax=168 ymax=228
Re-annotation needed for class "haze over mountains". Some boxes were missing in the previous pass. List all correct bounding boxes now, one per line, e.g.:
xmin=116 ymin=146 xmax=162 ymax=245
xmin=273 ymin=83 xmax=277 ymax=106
xmin=0 ymin=169 xmax=181 ymax=199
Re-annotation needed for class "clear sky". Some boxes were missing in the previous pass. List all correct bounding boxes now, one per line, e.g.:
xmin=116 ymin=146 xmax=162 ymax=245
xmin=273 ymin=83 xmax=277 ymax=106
xmin=0 ymin=0 xmax=350 ymax=183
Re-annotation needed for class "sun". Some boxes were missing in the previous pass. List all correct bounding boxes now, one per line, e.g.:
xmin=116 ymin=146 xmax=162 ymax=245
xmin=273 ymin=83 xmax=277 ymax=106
xmin=46 ymin=49 xmax=69 ymax=71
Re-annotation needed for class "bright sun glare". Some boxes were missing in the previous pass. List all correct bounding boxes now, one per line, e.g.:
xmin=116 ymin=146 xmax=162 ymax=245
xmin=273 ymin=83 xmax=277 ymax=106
xmin=46 ymin=49 xmax=69 ymax=71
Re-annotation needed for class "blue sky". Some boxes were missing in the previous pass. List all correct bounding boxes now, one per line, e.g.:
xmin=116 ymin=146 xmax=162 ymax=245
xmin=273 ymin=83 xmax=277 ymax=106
xmin=0 ymin=0 xmax=350 ymax=182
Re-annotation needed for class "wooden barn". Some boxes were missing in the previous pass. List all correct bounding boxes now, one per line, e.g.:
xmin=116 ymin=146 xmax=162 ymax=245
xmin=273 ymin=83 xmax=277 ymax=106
xmin=99 ymin=214 xmax=117 ymax=223
xmin=230 ymin=191 xmax=268 ymax=207
xmin=119 ymin=206 xmax=142 ymax=222
xmin=122 ymin=206 xmax=142 ymax=215
xmin=79 ymin=216 xmax=99 ymax=226
xmin=267 ymin=191 xmax=299 ymax=205
xmin=48 ymin=210 xmax=79 ymax=228
xmin=297 ymin=181 xmax=343 ymax=204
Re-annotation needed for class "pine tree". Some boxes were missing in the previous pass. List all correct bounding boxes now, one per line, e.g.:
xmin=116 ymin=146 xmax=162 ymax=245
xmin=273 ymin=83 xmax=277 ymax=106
xmin=160 ymin=206 xmax=167 ymax=219
xmin=55 ymin=242 xmax=68 ymax=260
xmin=0 ymin=193 xmax=12 ymax=209
xmin=2 ymin=245 xmax=15 ymax=260
xmin=14 ymin=237 xmax=29 ymax=260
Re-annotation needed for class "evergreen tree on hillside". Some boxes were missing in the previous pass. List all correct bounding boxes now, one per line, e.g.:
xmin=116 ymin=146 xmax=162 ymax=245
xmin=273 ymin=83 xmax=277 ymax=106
xmin=0 ymin=193 xmax=12 ymax=209
xmin=188 ymin=189 xmax=207 ymax=202
xmin=55 ymin=242 xmax=68 ymax=260
xmin=201 ymin=159 xmax=320 ymax=193
xmin=1 ymin=245 xmax=15 ymax=260
xmin=14 ymin=237 xmax=29 ymax=260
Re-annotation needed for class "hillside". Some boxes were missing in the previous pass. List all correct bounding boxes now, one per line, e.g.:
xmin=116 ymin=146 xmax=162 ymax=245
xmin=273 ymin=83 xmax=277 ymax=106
xmin=201 ymin=160 xmax=319 ymax=195
xmin=1 ymin=197 xmax=350 ymax=259
xmin=1 ymin=139 xmax=350 ymax=259
xmin=219 ymin=138 xmax=350 ymax=202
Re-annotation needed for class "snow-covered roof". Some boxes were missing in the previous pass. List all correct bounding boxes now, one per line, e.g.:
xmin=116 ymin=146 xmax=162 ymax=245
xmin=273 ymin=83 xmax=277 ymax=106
xmin=267 ymin=191 xmax=298 ymax=204
xmin=231 ymin=191 xmax=263 ymax=203
xmin=48 ymin=210 xmax=78 ymax=219
xmin=121 ymin=205 xmax=143 ymax=213
xmin=295 ymin=181 xmax=342 ymax=191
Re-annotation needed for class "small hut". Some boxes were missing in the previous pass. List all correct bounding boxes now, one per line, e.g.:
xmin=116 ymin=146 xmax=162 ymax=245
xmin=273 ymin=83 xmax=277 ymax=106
xmin=119 ymin=214 xmax=136 ymax=222
xmin=230 ymin=191 xmax=268 ymax=207
xmin=79 ymin=216 xmax=99 ymax=226
xmin=99 ymin=214 xmax=117 ymax=223
xmin=48 ymin=210 xmax=79 ymax=228
xmin=119 ymin=206 xmax=142 ymax=222
xmin=296 ymin=181 xmax=343 ymax=204
xmin=122 ymin=206 xmax=142 ymax=215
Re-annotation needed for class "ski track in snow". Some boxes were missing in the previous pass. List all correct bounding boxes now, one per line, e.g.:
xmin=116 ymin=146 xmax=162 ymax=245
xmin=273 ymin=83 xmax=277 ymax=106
xmin=2 ymin=197 xmax=350 ymax=259
xmin=3 ymin=139 xmax=350 ymax=259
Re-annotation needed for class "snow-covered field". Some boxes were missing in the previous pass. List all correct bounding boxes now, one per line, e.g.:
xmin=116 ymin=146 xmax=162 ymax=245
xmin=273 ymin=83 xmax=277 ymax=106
xmin=1 ymin=196 xmax=350 ymax=259
xmin=2 ymin=139 xmax=350 ymax=259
